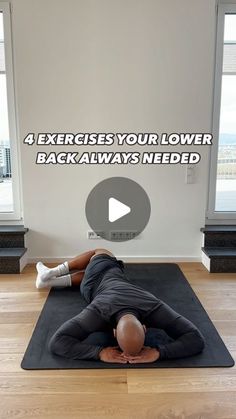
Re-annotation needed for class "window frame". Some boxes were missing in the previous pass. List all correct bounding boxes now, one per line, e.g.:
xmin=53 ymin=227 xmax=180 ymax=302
xmin=0 ymin=2 xmax=21 ymax=220
xmin=207 ymin=3 xmax=236 ymax=220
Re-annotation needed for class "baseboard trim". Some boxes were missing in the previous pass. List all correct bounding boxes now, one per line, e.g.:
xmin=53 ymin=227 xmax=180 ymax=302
xmin=201 ymin=250 xmax=210 ymax=272
xmin=28 ymin=256 xmax=201 ymax=264
xmin=20 ymin=250 xmax=28 ymax=272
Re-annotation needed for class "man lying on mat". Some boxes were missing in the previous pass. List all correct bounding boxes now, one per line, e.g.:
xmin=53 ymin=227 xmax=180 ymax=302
xmin=36 ymin=249 xmax=205 ymax=364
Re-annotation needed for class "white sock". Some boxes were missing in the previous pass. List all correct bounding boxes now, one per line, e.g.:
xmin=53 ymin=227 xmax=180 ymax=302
xmin=36 ymin=261 xmax=69 ymax=282
xmin=36 ymin=273 xmax=72 ymax=289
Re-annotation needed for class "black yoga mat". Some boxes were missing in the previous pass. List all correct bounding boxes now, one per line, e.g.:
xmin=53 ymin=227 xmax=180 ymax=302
xmin=21 ymin=263 xmax=234 ymax=369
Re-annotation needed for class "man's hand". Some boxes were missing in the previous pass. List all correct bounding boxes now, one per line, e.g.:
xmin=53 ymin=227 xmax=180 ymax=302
xmin=121 ymin=346 xmax=160 ymax=363
xmin=99 ymin=346 xmax=128 ymax=363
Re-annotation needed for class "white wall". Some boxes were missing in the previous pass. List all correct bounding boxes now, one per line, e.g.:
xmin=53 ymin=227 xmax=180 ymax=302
xmin=11 ymin=0 xmax=216 ymax=260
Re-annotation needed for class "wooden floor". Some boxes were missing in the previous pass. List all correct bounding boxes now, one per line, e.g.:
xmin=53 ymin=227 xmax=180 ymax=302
xmin=0 ymin=262 xmax=236 ymax=419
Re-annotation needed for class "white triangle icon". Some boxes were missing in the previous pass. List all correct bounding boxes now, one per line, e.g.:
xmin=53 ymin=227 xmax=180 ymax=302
xmin=108 ymin=197 xmax=131 ymax=223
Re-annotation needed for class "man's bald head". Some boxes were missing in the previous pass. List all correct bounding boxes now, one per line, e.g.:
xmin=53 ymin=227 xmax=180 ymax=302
xmin=115 ymin=314 xmax=145 ymax=356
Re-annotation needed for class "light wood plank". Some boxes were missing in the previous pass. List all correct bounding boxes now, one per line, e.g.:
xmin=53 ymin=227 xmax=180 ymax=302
xmin=1 ymin=393 xmax=236 ymax=419
xmin=0 ymin=354 xmax=24 ymax=372
xmin=212 ymin=320 xmax=236 ymax=335
xmin=206 ymin=309 xmax=236 ymax=321
xmin=0 ymin=373 xmax=127 ymax=394
xmin=127 ymin=369 xmax=236 ymax=393
xmin=0 ymin=324 xmax=34 ymax=338
xmin=189 ymin=294 xmax=236 ymax=309
xmin=0 ymin=292 xmax=48 ymax=312
xmin=0 ymin=312 xmax=40 ymax=324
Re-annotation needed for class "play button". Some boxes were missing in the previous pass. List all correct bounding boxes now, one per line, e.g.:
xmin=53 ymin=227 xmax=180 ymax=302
xmin=109 ymin=198 xmax=131 ymax=222
xmin=85 ymin=177 xmax=151 ymax=242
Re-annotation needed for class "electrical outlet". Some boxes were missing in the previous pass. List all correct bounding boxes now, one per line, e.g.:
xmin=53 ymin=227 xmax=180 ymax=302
xmin=87 ymin=230 xmax=103 ymax=239
xmin=110 ymin=231 xmax=138 ymax=241
xmin=185 ymin=165 xmax=195 ymax=184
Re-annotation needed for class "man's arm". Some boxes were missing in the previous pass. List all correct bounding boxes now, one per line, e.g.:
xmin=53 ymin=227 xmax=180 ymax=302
xmin=48 ymin=308 xmax=109 ymax=360
xmin=145 ymin=302 xmax=206 ymax=360
xmin=49 ymin=323 xmax=128 ymax=363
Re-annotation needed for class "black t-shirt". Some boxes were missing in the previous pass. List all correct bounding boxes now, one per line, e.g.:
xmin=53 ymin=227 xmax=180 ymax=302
xmin=80 ymin=255 xmax=161 ymax=327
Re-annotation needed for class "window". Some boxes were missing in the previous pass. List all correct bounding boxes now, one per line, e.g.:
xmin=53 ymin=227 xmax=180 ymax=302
xmin=0 ymin=2 xmax=21 ymax=220
xmin=208 ymin=4 xmax=236 ymax=219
